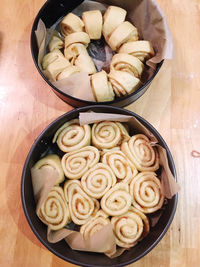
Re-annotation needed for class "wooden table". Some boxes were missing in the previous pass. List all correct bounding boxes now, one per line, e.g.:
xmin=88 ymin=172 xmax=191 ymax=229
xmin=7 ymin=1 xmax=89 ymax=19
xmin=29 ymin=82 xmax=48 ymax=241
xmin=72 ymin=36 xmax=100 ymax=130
xmin=0 ymin=0 xmax=199 ymax=266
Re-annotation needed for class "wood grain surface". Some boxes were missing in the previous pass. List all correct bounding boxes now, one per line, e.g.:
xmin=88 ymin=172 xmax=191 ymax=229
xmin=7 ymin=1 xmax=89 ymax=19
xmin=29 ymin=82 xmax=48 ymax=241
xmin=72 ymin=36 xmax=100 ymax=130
xmin=0 ymin=0 xmax=199 ymax=266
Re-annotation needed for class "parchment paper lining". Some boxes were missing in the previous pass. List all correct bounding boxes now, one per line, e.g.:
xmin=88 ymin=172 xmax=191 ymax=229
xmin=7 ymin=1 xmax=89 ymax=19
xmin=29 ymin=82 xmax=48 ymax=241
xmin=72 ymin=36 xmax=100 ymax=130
xmin=31 ymin=112 xmax=179 ymax=258
xmin=35 ymin=0 xmax=173 ymax=101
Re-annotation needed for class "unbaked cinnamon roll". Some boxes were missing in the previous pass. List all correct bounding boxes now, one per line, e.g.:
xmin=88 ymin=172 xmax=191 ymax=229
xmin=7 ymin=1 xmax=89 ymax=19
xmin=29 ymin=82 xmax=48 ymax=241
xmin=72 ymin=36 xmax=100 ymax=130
xmin=42 ymin=49 xmax=64 ymax=70
xmin=45 ymin=58 xmax=71 ymax=81
xmin=60 ymin=13 xmax=84 ymax=37
xmin=72 ymin=48 xmax=96 ymax=74
xmin=42 ymin=49 xmax=71 ymax=81
xmin=101 ymin=150 xmax=138 ymax=184
xmin=117 ymin=122 xmax=130 ymax=142
xmin=52 ymin=119 xmax=91 ymax=152
xmin=81 ymin=163 xmax=116 ymax=199
xmin=111 ymin=206 xmax=149 ymax=248
xmin=92 ymin=121 xmax=130 ymax=149
xmin=110 ymin=53 xmax=144 ymax=79
xmin=61 ymin=146 xmax=100 ymax=179
xmin=118 ymin=40 xmax=155 ymax=62
xmin=108 ymin=70 xmax=141 ymax=97
xmin=39 ymin=186 xmax=70 ymax=230
xmin=80 ymin=210 xmax=110 ymax=239
xmin=64 ymin=180 xmax=96 ymax=225
xmin=32 ymin=154 xmax=64 ymax=184
xmin=65 ymin=32 xmax=90 ymax=48
xmin=64 ymin=43 xmax=86 ymax=63
xmin=107 ymin=21 xmax=138 ymax=51
xmin=129 ymin=172 xmax=164 ymax=213
xmin=64 ymin=43 xmax=96 ymax=74
xmin=101 ymin=183 xmax=132 ymax=216
xmin=48 ymin=35 xmax=64 ymax=52
xmin=121 ymin=134 xmax=159 ymax=171
xmin=90 ymin=70 xmax=115 ymax=102
xmin=82 ymin=10 xmax=103 ymax=40
xmin=103 ymin=6 xmax=127 ymax=40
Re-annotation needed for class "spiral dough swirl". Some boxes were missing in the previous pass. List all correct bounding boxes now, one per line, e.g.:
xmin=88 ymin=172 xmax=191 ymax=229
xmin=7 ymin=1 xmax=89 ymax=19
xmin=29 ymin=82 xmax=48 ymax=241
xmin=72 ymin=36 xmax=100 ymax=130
xmin=64 ymin=180 xmax=96 ymax=225
xmin=39 ymin=186 xmax=70 ymax=230
xmin=92 ymin=121 xmax=130 ymax=149
xmin=101 ymin=150 xmax=138 ymax=183
xmin=111 ymin=206 xmax=149 ymax=248
xmin=81 ymin=163 xmax=116 ymax=199
xmin=129 ymin=172 xmax=164 ymax=213
xmin=101 ymin=183 xmax=132 ymax=216
xmin=62 ymin=146 xmax=100 ymax=179
xmin=121 ymin=134 xmax=159 ymax=171
xmin=80 ymin=210 xmax=110 ymax=239
xmin=52 ymin=119 xmax=91 ymax=152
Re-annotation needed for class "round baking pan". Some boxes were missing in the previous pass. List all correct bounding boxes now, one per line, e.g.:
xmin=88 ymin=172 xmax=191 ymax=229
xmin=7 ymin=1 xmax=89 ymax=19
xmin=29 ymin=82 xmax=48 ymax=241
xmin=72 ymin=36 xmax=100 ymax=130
xmin=30 ymin=0 xmax=164 ymax=107
xmin=21 ymin=105 xmax=178 ymax=267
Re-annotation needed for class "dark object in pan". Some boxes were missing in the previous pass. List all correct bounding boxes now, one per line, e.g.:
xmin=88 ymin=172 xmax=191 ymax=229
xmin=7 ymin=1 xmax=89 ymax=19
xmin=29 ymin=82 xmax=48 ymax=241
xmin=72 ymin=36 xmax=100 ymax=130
xmin=21 ymin=105 xmax=177 ymax=267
